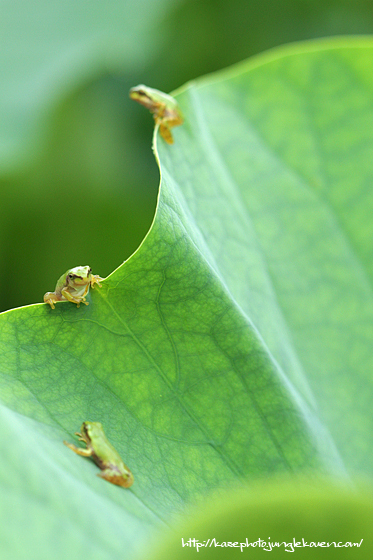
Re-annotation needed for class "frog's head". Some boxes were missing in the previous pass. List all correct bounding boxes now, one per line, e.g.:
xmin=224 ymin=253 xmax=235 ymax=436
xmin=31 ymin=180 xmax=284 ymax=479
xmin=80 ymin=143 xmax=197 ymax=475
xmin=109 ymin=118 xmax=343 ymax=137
xmin=129 ymin=84 xmax=156 ymax=109
xmin=81 ymin=421 xmax=103 ymax=441
xmin=66 ymin=266 xmax=92 ymax=286
xmin=130 ymin=84 xmax=174 ymax=110
xmin=129 ymin=84 xmax=146 ymax=98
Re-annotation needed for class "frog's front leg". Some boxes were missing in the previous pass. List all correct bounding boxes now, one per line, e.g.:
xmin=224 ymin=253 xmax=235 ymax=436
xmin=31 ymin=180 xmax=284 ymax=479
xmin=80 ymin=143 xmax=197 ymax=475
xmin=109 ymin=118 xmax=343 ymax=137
xmin=90 ymin=274 xmax=104 ymax=289
xmin=61 ymin=286 xmax=90 ymax=307
xmin=63 ymin=441 xmax=93 ymax=457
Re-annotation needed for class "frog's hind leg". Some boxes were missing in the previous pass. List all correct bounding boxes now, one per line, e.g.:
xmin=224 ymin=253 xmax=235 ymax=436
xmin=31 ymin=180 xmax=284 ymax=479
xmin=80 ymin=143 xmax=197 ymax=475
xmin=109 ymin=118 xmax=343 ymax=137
xmin=43 ymin=292 xmax=59 ymax=309
xmin=97 ymin=469 xmax=132 ymax=487
xmin=159 ymin=123 xmax=174 ymax=144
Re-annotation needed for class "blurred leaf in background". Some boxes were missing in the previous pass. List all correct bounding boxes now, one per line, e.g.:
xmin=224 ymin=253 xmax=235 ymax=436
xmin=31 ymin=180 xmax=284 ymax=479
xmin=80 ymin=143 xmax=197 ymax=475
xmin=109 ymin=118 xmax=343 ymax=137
xmin=2 ymin=0 xmax=373 ymax=311
xmin=0 ymin=0 xmax=178 ymax=311
xmin=148 ymin=480 xmax=373 ymax=559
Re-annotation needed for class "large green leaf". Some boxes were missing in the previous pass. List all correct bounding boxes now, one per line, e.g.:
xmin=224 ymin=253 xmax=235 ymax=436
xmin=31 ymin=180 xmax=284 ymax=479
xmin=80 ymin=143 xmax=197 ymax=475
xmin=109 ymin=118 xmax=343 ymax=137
xmin=158 ymin=38 xmax=373 ymax=477
xmin=1 ymin=38 xmax=372 ymax=558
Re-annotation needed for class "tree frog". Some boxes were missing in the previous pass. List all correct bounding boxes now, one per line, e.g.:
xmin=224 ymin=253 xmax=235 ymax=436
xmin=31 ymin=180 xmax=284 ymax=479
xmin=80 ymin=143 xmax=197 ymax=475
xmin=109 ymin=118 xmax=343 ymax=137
xmin=129 ymin=84 xmax=184 ymax=144
xmin=43 ymin=266 xmax=103 ymax=309
xmin=64 ymin=422 xmax=134 ymax=488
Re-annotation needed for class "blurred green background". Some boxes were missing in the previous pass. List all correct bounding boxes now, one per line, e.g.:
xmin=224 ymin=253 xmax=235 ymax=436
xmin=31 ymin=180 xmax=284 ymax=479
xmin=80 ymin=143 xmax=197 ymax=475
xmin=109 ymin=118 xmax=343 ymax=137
xmin=1 ymin=0 xmax=373 ymax=312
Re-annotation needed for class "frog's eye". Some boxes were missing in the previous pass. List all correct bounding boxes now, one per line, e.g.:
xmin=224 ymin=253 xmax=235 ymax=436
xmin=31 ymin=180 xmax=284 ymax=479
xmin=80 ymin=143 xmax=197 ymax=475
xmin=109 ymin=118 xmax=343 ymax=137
xmin=88 ymin=268 xmax=92 ymax=274
xmin=68 ymin=273 xmax=74 ymax=279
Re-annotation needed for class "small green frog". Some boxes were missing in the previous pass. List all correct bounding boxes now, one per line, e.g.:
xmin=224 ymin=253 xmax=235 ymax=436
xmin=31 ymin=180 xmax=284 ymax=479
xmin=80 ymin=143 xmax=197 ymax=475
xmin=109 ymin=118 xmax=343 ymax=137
xmin=64 ymin=422 xmax=134 ymax=488
xmin=129 ymin=84 xmax=183 ymax=144
xmin=43 ymin=266 xmax=103 ymax=309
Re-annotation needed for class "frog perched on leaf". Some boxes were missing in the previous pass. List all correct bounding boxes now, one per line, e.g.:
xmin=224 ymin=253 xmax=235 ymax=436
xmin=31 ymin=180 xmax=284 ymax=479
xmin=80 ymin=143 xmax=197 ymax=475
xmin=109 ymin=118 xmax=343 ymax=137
xmin=64 ymin=422 xmax=134 ymax=488
xmin=43 ymin=266 xmax=103 ymax=309
xmin=130 ymin=84 xmax=184 ymax=144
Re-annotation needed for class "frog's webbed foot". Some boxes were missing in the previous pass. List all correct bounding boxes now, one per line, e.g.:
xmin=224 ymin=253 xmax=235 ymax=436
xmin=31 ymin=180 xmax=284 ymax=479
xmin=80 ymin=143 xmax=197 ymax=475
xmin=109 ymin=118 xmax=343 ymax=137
xmin=75 ymin=432 xmax=89 ymax=444
xmin=75 ymin=299 xmax=89 ymax=308
xmin=63 ymin=440 xmax=93 ymax=457
xmin=43 ymin=292 xmax=58 ymax=309
xmin=90 ymin=275 xmax=104 ymax=289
